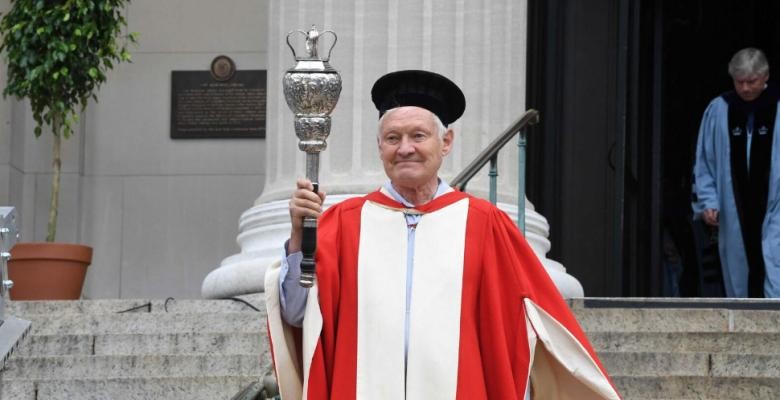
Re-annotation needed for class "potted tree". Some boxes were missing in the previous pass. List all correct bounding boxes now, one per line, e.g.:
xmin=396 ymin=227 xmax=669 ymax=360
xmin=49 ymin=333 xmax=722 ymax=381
xmin=0 ymin=0 xmax=136 ymax=299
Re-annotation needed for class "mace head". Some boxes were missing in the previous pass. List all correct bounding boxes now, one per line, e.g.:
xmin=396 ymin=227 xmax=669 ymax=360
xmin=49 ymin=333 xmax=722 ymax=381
xmin=286 ymin=25 xmax=338 ymax=62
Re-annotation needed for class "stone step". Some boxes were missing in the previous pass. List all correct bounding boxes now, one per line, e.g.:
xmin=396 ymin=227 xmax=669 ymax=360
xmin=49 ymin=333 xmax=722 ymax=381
xmin=8 ymin=351 xmax=776 ymax=385
xmin=612 ymin=376 xmax=780 ymax=400
xmin=0 ymin=376 xmax=262 ymax=400
xmin=589 ymin=331 xmax=780 ymax=354
xmin=575 ymin=308 xmax=727 ymax=332
xmin=570 ymin=298 xmax=780 ymax=335
xmin=600 ymin=352 xmax=709 ymax=377
xmin=711 ymin=353 xmax=780 ymax=378
xmin=22 ymin=312 xmax=264 ymax=336
xmin=600 ymin=352 xmax=780 ymax=378
xmin=17 ymin=297 xmax=779 ymax=331
xmin=0 ymin=380 xmax=34 ymax=400
xmin=571 ymin=297 xmax=780 ymax=310
xmin=573 ymin=307 xmax=780 ymax=333
xmin=12 ymin=334 xmax=92 ymax=357
xmin=7 ymin=294 xmax=265 ymax=316
xmin=1 ymin=354 xmax=266 ymax=381
xmin=14 ymin=332 xmax=266 ymax=357
xmin=5 ymin=375 xmax=778 ymax=400
xmin=24 ymin=300 xmax=779 ymax=335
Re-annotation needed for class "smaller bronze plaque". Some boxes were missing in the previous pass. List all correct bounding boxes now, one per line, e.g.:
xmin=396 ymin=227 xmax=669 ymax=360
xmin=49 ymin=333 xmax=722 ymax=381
xmin=210 ymin=55 xmax=236 ymax=81
xmin=171 ymin=68 xmax=266 ymax=139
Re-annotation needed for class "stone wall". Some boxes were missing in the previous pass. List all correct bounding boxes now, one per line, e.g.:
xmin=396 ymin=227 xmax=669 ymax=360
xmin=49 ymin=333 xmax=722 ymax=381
xmin=0 ymin=0 xmax=269 ymax=298
xmin=1 ymin=0 xmax=538 ymax=299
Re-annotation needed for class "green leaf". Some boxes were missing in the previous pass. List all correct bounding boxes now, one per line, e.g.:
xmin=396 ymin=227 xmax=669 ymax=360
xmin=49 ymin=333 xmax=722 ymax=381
xmin=0 ymin=0 xmax=135 ymax=174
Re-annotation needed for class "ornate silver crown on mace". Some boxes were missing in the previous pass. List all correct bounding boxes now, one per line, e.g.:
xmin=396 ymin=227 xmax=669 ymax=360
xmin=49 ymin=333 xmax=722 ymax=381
xmin=282 ymin=25 xmax=342 ymax=287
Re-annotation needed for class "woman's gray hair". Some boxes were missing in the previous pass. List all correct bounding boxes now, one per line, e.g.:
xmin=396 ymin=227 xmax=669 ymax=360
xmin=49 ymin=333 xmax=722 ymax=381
xmin=377 ymin=107 xmax=448 ymax=138
xmin=728 ymin=48 xmax=769 ymax=78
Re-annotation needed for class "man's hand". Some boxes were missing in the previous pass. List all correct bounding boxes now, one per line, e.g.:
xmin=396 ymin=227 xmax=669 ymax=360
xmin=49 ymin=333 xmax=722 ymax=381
xmin=702 ymin=208 xmax=719 ymax=227
xmin=288 ymin=178 xmax=327 ymax=253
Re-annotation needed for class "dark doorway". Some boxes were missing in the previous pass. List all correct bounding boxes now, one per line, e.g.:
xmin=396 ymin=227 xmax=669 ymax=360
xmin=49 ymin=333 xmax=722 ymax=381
xmin=527 ymin=0 xmax=780 ymax=297
xmin=661 ymin=1 xmax=780 ymax=296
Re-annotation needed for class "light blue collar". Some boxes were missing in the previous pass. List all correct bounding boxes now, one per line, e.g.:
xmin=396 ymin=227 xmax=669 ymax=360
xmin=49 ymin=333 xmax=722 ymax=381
xmin=383 ymin=179 xmax=451 ymax=207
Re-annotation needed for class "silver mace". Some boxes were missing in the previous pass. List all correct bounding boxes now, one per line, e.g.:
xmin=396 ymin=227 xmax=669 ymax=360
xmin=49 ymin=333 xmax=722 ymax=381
xmin=282 ymin=25 xmax=342 ymax=287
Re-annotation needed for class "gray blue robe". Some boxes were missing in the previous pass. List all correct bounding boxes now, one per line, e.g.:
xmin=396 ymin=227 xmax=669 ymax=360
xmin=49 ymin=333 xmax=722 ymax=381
xmin=693 ymin=89 xmax=780 ymax=297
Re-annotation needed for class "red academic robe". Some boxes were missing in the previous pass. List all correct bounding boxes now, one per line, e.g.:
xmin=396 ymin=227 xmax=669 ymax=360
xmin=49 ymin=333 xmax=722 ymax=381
xmin=265 ymin=189 xmax=621 ymax=399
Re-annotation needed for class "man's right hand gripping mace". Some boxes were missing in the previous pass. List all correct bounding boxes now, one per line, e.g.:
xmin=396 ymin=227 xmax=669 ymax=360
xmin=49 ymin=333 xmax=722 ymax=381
xmin=283 ymin=26 xmax=342 ymax=287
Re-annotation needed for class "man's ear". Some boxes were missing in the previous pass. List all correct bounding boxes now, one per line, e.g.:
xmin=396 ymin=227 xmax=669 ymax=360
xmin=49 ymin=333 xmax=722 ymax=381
xmin=441 ymin=128 xmax=454 ymax=156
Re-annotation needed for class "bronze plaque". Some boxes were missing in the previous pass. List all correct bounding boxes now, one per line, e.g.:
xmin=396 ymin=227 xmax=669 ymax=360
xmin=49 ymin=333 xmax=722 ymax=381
xmin=171 ymin=69 xmax=266 ymax=139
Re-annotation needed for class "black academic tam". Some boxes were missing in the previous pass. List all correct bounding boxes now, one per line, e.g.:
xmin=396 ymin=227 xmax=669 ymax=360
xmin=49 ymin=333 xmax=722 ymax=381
xmin=371 ymin=70 xmax=466 ymax=126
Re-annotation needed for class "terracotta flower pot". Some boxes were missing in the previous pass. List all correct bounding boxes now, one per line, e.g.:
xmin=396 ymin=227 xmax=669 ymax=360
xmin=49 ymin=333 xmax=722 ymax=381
xmin=7 ymin=242 xmax=92 ymax=300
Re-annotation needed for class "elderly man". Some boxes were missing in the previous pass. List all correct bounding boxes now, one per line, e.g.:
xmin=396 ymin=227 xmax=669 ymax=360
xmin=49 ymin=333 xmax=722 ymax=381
xmin=265 ymin=70 xmax=620 ymax=399
xmin=693 ymin=48 xmax=780 ymax=298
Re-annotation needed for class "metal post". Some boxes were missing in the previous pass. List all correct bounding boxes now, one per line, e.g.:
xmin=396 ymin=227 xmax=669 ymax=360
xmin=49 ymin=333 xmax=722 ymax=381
xmin=488 ymin=155 xmax=498 ymax=205
xmin=0 ymin=207 xmax=32 ymax=370
xmin=517 ymin=131 xmax=527 ymax=234
xmin=0 ymin=207 xmax=18 ymax=319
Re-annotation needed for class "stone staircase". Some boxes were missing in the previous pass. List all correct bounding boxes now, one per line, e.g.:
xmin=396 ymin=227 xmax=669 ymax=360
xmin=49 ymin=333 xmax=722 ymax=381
xmin=1 ymin=296 xmax=779 ymax=399
xmin=0 ymin=295 xmax=272 ymax=400
xmin=572 ymin=298 xmax=780 ymax=399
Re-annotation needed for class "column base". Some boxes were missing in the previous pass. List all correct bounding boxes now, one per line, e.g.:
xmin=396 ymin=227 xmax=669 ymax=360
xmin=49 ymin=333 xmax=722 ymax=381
xmin=201 ymin=194 xmax=359 ymax=299
xmin=497 ymin=201 xmax=584 ymax=298
xmin=203 ymin=196 xmax=584 ymax=299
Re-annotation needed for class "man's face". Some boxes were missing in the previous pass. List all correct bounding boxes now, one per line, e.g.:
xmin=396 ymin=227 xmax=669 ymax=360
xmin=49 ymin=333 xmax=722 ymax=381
xmin=733 ymin=73 xmax=769 ymax=101
xmin=378 ymin=106 xmax=453 ymax=190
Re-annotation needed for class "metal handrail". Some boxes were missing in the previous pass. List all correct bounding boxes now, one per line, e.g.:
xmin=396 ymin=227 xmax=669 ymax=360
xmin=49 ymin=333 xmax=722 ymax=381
xmin=450 ymin=109 xmax=539 ymax=232
xmin=450 ymin=109 xmax=539 ymax=189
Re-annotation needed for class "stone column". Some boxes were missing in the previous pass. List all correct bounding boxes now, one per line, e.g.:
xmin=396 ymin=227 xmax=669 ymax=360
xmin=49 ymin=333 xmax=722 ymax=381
xmin=202 ymin=0 xmax=584 ymax=298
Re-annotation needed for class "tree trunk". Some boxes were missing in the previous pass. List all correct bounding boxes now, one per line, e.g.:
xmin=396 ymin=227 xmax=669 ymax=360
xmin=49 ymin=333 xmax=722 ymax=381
xmin=46 ymin=118 xmax=62 ymax=242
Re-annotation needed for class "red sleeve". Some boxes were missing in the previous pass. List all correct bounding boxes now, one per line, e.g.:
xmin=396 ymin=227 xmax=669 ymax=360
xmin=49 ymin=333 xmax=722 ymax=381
xmin=459 ymin=197 xmax=620 ymax=399
xmin=485 ymin=205 xmax=617 ymax=398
